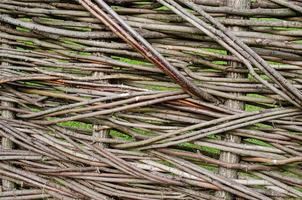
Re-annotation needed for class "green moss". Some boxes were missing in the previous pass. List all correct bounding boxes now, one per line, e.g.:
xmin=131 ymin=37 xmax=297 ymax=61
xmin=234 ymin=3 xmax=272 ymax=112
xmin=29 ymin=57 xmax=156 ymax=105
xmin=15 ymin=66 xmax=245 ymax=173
xmin=247 ymin=93 xmax=266 ymax=99
xmin=202 ymin=48 xmax=227 ymax=55
xmin=63 ymin=39 xmax=86 ymax=48
xmin=142 ymin=85 xmax=178 ymax=91
xmin=199 ymin=164 xmax=218 ymax=172
xmin=245 ymin=104 xmax=262 ymax=112
xmin=19 ymin=18 xmax=32 ymax=22
xmin=109 ymin=130 xmax=133 ymax=141
xmin=16 ymin=27 xmax=30 ymax=32
xmin=245 ymin=138 xmax=271 ymax=147
xmin=179 ymin=142 xmax=220 ymax=155
xmin=112 ymin=56 xmax=150 ymax=65
xmin=78 ymin=51 xmax=91 ymax=56
xmin=23 ymin=40 xmax=34 ymax=46
xmin=253 ymin=18 xmax=281 ymax=22
xmin=207 ymin=135 xmax=221 ymax=140
xmin=58 ymin=121 xmax=93 ymax=130
xmin=212 ymin=61 xmax=227 ymax=65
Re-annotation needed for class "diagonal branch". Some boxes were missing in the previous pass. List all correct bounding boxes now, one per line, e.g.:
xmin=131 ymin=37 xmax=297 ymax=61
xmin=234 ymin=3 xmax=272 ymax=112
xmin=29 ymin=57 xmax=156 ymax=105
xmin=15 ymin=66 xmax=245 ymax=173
xmin=76 ymin=0 xmax=219 ymax=103
xmin=269 ymin=0 xmax=302 ymax=14
xmin=156 ymin=0 xmax=302 ymax=107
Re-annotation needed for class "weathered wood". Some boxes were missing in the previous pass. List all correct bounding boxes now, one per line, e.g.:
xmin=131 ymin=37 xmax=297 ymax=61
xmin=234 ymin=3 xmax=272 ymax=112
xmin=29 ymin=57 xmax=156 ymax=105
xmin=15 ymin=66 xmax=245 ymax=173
xmin=92 ymin=53 xmax=110 ymax=148
xmin=1 ymin=43 xmax=15 ymax=191
xmin=216 ymin=0 xmax=250 ymax=199
xmin=0 ymin=0 xmax=302 ymax=199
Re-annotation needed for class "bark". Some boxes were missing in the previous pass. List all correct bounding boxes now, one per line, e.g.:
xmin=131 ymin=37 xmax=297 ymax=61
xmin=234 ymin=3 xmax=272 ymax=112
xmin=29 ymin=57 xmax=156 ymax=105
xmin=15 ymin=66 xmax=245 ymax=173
xmin=93 ymin=53 xmax=110 ymax=148
xmin=1 ymin=43 xmax=15 ymax=191
xmin=216 ymin=0 xmax=250 ymax=199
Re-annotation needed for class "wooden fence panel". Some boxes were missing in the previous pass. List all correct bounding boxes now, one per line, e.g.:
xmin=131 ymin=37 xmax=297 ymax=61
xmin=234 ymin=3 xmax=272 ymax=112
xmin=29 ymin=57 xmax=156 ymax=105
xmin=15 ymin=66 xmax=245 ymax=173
xmin=0 ymin=0 xmax=301 ymax=199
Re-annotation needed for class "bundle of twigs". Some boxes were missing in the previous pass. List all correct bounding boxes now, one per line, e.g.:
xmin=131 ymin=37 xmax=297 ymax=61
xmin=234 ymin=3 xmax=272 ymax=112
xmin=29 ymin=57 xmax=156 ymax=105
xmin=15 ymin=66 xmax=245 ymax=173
xmin=0 ymin=0 xmax=302 ymax=199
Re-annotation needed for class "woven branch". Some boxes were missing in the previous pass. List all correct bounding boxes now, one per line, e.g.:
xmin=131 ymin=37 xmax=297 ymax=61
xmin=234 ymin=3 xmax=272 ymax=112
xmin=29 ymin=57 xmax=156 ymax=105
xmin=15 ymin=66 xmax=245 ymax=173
xmin=0 ymin=0 xmax=302 ymax=199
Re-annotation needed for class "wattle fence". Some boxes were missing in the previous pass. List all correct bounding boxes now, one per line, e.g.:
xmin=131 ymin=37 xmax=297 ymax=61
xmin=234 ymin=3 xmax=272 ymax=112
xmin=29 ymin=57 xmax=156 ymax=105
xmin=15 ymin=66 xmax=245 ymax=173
xmin=0 ymin=0 xmax=302 ymax=199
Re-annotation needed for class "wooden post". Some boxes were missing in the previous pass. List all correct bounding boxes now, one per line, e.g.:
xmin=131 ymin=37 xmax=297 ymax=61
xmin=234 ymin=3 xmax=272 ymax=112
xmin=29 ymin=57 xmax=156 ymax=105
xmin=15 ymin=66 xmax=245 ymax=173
xmin=92 ymin=53 xmax=109 ymax=148
xmin=215 ymin=0 xmax=250 ymax=199
xmin=1 ymin=43 xmax=15 ymax=191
